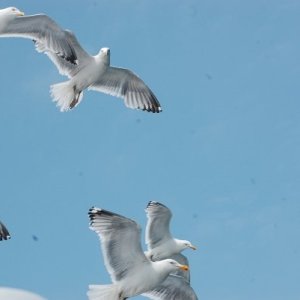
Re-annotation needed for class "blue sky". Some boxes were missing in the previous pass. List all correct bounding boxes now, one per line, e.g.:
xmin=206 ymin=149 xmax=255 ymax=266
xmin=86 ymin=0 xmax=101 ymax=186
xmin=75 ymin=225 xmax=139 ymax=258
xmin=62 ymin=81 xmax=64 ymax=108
xmin=1 ymin=0 xmax=300 ymax=299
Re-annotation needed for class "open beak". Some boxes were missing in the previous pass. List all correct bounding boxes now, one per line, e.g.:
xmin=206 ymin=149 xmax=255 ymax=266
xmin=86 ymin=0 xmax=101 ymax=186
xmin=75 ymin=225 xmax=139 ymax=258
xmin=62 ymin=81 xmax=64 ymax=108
xmin=17 ymin=11 xmax=25 ymax=16
xmin=189 ymin=245 xmax=197 ymax=250
xmin=179 ymin=264 xmax=189 ymax=271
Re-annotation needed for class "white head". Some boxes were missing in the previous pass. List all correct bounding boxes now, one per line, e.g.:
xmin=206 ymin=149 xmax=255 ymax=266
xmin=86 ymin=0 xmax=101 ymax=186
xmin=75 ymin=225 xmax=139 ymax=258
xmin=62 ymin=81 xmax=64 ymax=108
xmin=97 ymin=47 xmax=110 ymax=65
xmin=163 ymin=258 xmax=189 ymax=273
xmin=0 ymin=7 xmax=24 ymax=17
xmin=177 ymin=239 xmax=197 ymax=252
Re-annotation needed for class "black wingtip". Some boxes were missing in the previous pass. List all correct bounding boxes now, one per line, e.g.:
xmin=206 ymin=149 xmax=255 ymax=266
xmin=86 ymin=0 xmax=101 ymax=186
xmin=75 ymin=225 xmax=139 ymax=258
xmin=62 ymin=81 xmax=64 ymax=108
xmin=142 ymin=89 xmax=162 ymax=113
xmin=0 ymin=236 xmax=10 ymax=241
xmin=88 ymin=207 xmax=119 ymax=221
xmin=143 ymin=106 xmax=162 ymax=113
xmin=146 ymin=201 xmax=167 ymax=209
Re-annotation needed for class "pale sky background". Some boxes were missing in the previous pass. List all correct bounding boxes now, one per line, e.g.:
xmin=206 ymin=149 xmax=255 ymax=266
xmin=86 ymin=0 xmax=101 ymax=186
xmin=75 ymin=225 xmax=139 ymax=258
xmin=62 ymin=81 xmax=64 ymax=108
xmin=1 ymin=0 xmax=300 ymax=299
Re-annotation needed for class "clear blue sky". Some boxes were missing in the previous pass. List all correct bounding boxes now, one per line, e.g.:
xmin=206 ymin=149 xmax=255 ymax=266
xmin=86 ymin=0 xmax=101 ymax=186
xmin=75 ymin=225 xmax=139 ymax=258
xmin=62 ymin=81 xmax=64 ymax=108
xmin=1 ymin=0 xmax=300 ymax=299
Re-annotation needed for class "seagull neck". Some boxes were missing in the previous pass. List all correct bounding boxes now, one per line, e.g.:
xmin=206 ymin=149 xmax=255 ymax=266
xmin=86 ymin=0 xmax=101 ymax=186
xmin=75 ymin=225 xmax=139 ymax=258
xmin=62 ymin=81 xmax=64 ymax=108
xmin=95 ymin=53 xmax=110 ymax=66
xmin=0 ymin=14 xmax=15 ymax=31
xmin=174 ymin=239 xmax=185 ymax=250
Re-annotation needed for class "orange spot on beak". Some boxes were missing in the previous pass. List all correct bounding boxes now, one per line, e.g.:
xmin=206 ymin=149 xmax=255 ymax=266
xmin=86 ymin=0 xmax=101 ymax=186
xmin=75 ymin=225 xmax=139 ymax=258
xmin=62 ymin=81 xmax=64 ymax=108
xmin=180 ymin=265 xmax=189 ymax=271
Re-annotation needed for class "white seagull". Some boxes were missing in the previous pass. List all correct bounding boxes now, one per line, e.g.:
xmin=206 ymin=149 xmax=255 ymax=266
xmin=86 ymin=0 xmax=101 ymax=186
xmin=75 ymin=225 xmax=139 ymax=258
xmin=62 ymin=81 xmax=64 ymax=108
xmin=88 ymin=207 xmax=188 ymax=300
xmin=145 ymin=201 xmax=196 ymax=261
xmin=0 ymin=7 xmax=162 ymax=113
xmin=0 ymin=220 xmax=11 ymax=241
xmin=144 ymin=201 xmax=198 ymax=299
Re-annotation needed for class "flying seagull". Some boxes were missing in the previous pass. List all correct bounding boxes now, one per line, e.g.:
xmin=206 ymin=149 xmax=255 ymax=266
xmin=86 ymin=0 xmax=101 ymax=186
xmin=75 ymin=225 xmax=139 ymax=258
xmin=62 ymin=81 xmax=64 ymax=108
xmin=88 ymin=207 xmax=188 ymax=300
xmin=144 ymin=202 xmax=198 ymax=299
xmin=0 ymin=221 xmax=11 ymax=241
xmin=0 ymin=7 xmax=162 ymax=113
xmin=145 ymin=201 xmax=196 ymax=261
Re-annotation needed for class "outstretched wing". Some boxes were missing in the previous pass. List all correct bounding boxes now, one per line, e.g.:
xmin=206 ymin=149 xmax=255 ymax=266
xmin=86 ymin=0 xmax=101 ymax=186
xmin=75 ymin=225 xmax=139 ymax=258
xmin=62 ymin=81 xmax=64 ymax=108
xmin=0 ymin=14 xmax=77 ymax=63
xmin=45 ymin=30 xmax=92 ymax=78
xmin=89 ymin=207 xmax=150 ymax=282
xmin=89 ymin=66 xmax=162 ymax=113
xmin=145 ymin=201 xmax=173 ymax=249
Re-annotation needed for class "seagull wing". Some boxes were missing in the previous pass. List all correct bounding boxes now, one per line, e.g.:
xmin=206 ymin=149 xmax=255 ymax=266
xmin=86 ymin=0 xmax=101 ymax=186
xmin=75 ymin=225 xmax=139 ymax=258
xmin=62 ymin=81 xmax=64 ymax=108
xmin=89 ymin=207 xmax=150 ymax=282
xmin=45 ymin=30 xmax=92 ymax=78
xmin=143 ymin=274 xmax=198 ymax=300
xmin=145 ymin=201 xmax=173 ymax=249
xmin=0 ymin=221 xmax=10 ymax=241
xmin=0 ymin=14 xmax=77 ymax=63
xmin=89 ymin=66 xmax=162 ymax=113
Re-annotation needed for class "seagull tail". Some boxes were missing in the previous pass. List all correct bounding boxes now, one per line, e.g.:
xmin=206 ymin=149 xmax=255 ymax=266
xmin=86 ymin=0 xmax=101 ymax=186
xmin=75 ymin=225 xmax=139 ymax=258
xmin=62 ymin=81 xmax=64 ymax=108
xmin=87 ymin=284 xmax=121 ymax=300
xmin=50 ymin=81 xmax=83 ymax=112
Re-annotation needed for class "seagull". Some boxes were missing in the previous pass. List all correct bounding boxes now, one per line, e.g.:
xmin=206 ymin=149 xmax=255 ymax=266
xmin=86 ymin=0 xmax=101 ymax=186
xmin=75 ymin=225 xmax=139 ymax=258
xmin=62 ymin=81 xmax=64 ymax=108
xmin=144 ymin=202 xmax=198 ymax=299
xmin=145 ymin=201 xmax=196 ymax=261
xmin=0 ymin=220 xmax=11 ymax=241
xmin=88 ymin=207 xmax=188 ymax=300
xmin=0 ymin=7 xmax=162 ymax=113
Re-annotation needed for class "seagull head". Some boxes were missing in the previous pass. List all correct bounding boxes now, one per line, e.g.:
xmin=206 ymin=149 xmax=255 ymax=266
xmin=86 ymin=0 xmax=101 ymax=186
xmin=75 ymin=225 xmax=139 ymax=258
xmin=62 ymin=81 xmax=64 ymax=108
xmin=164 ymin=259 xmax=189 ymax=272
xmin=1 ymin=7 xmax=24 ymax=17
xmin=98 ymin=47 xmax=110 ymax=65
xmin=177 ymin=239 xmax=197 ymax=251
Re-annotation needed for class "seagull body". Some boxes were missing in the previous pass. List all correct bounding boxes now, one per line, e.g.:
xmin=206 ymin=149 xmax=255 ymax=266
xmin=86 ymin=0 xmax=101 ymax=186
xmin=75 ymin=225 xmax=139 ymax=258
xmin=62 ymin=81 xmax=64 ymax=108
xmin=144 ymin=201 xmax=198 ymax=300
xmin=0 ymin=220 xmax=10 ymax=241
xmin=0 ymin=7 xmax=162 ymax=113
xmin=88 ymin=207 xmax=188 ymax=300
xmin=145 ymin=201 xmax=196 ymax=261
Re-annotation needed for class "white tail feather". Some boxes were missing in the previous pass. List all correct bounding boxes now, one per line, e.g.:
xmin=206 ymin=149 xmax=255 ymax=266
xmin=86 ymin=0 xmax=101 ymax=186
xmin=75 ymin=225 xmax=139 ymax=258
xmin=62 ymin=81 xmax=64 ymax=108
xmin=50 ymin=81 xmax=83 ymax=112
xmin=87 ymin=284 xmax=121 ymax=300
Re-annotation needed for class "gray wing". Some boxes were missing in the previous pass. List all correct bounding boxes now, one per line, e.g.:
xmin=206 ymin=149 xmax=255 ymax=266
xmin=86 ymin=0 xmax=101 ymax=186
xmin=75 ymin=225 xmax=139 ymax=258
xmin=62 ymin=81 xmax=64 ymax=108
xmin=145 ymin=201 xmax=173 ymax=249
xmin=170 ymin=254 xmax=190 ymax=283
xmin=0 ymin=221 xmax=10 ymax=241
xmin=0 ymin=14 xmax=77 ymax=64
xmin=89 ymin=67 xmax=162 ymax=113
xmin=89 ymin=207 xmax=150 ymax=282
xmin=45 ymin=30 xmax=92 ymax=78
xmin=143 ymin=274 xmax=198 ymax=300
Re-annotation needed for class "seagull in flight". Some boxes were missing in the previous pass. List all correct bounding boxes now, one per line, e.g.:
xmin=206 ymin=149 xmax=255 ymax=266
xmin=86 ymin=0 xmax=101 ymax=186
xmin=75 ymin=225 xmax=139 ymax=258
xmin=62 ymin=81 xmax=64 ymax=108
xmin=144 ymin=201 xmax=198 ymax=299
xmin=0 ymin=7 xmax=162 ymax=113
xmin=145 ymin=201 xmax=196 ymax=261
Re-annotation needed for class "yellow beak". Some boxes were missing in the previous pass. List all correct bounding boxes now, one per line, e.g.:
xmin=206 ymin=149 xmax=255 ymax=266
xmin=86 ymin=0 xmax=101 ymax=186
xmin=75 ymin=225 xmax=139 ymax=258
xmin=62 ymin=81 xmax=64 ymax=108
xmin=179 ymin=265 xmax=189 ymax=271
xmin=17 ymin=11 xmax=25 ymax=16
xmin=190 ymin=245 xmax=197 ymax=250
